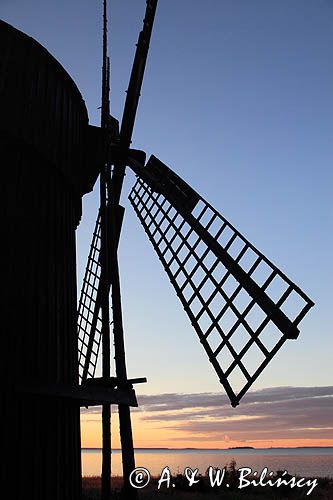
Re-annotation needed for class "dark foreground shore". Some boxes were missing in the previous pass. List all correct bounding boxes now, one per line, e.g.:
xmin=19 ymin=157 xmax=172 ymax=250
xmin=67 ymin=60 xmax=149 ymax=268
xmin=82 ymin=474 xmax=333 ymax=500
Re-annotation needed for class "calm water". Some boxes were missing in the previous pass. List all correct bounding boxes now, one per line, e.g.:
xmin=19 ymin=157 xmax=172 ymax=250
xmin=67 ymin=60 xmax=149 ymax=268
xmin=82 ymin=448 xmax=333 ymax=478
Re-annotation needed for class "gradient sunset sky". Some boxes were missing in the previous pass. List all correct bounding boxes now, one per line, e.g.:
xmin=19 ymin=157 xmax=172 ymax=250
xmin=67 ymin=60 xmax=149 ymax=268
xmin=2 ymin=0 xmax=332 ymax=448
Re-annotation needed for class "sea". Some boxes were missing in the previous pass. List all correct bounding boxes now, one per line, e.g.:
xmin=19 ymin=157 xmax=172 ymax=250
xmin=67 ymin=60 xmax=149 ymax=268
xmin=82 ymin=447 xmax=333 ymax=478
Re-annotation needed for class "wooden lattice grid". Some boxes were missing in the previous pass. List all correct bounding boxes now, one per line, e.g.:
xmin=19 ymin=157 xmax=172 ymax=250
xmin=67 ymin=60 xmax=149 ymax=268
xmin=129 ymin=175 xmax=314 ymax=406
xmin=77 ymin=211 xmax=103 ymax=382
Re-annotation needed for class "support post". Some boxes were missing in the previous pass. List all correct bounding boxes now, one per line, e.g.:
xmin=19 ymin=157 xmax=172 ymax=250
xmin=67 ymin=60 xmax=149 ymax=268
xmin=109 ymin=234 xmax=137 ymax=499
xmin=101 ymin=167 xmax=111 ymax=500
xmin=106 ymin=3 xmax=158 ymax=495
xmin=100 ymin=1 xmax=112 ymax=499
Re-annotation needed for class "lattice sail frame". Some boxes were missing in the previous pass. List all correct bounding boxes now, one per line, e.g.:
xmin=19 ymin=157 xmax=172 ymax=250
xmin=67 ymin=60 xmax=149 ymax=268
xmin=77 ymin=182 xmax=123 ymax=384
xmin=129 ymin=156 xmax=314 ymax=407
xmin=77 ymin=211 xmax=103 ymax=382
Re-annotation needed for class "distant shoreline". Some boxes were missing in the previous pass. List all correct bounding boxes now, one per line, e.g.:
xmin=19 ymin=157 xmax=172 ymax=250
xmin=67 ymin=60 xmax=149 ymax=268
xmin=82 ymin=446 xmax=333 ymax=451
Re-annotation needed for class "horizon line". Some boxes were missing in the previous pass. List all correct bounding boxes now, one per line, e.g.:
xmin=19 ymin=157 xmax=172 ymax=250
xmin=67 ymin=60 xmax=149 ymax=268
xmin=82 ymin=445 xmax=333 ymax=450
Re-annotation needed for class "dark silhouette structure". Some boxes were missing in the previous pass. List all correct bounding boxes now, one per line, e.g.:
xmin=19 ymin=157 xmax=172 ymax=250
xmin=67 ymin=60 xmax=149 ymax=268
xmin=2 ymin=1 xmax=314 ymax=499
xmin=0 ymin=19 xmax=102 ymax=500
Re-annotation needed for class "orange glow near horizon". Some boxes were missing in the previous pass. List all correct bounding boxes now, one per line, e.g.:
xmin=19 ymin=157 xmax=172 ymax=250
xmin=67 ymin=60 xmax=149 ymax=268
xmin=80 ymin=411 xmax=333 ymax=450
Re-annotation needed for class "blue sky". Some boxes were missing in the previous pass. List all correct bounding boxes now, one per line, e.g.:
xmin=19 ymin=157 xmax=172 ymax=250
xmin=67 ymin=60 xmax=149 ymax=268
xmin=2 ymin=0 xmax=332 ymax=398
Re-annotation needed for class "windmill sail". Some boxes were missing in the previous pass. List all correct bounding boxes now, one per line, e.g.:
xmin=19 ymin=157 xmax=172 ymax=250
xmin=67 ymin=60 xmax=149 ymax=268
xmin=129 ymin=155 xmax=314 ymax=407
xmin=77 ymin=210 xmax=103 ymax=382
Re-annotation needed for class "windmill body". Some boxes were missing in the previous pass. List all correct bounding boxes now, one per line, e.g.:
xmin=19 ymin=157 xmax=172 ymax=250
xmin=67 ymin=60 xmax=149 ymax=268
xmin=0 ymin=19 xmax=99 ymax=500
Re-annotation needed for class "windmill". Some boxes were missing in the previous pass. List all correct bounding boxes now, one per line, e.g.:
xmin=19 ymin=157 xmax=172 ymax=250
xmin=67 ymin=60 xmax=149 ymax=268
xmin=77 ymin=0 xmax=314 ymax=498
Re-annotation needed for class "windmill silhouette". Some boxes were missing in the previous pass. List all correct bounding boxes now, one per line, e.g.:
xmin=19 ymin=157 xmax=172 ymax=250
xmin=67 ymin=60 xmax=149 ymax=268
xmin=77 ymin=1 xmax=314 ymax=498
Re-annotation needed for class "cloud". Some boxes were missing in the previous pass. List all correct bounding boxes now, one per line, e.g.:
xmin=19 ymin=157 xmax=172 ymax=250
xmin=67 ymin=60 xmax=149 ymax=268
xmin=136 ymin=386 xmax=333 ymax=413
xmin=81 ymin=386 xmax=333 ymax=443
xmin=135 ymin=386 xmax=333 ymax=441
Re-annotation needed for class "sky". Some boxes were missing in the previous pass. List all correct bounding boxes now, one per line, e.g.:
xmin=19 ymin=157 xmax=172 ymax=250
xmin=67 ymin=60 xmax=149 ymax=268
xmin=2 ymin=0 xmax=332 ymax=448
